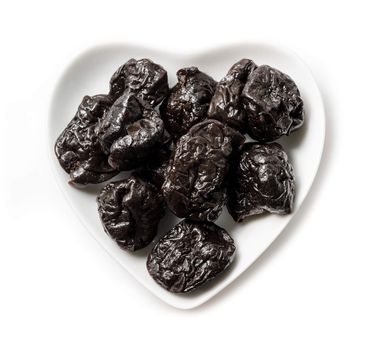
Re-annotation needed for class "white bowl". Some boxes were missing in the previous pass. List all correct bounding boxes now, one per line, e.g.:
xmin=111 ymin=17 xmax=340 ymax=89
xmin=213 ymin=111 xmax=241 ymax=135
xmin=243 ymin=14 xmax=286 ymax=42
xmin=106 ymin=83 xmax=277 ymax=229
xmin=48 ymin=43 xmax=325 ymax=309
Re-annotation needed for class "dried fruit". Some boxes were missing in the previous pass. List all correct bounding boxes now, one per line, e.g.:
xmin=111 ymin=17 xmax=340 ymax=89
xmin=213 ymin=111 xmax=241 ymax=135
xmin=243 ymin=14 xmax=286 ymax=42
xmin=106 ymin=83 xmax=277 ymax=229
xmin=228 ymin=142 xmax=295 ymax=221
xmin=97 ymin=91 xmax=165 ymax=170
xmin=109 ymin=58 xmax=168 ymax=106
xmin=97 ymin=175 xmax=165 ymax=251
xmin=160 ymin=67 xmax=217 ymax=139
xmin=147 ymin=220 xmax=236 ymax=293
xmin=163 ymin=119 xmax=245 ymax=222
xmin=208 ymin=58 xmax=257 ymax=132
xmin=242 ymin=65 xmax=304 ymax=142
xmin=55 ymin=57 xmax=303 ymax=295
xmin=55 ymin=94 xmax=118 ymax=185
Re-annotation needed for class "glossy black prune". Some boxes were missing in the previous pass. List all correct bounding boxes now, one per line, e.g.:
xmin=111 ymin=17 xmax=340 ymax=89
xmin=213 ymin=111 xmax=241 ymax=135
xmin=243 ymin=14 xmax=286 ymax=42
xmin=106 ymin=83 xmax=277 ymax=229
xmin=97 ymin=175 xmax=165 ymax=251
xmin=163 ymin=119 xmax=245 ymax=222
xmin=109 ymin=58 xmax=168 ymax=106
xmin=97 ymin=91 xmax=164 ymax=170
xmin=55 ymin=94 xmax=118 ymax=185
xmin=228 ymin=143 xmax=295 ymax=222
xmin=160 ymin=67 xmax=217 ymax=139
xmin=147 ymin=220 xmax=236 ymax=293
xmin=208 ymin=59 xmax=257 ymax=132
xmin=242 ymin=65 xmax=304 ymax=142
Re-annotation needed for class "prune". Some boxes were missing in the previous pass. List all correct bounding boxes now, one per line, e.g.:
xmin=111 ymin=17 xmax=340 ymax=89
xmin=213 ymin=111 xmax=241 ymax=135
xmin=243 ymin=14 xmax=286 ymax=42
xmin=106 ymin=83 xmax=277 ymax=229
xmin=228 ymin=143 xmax=295 ymax=222
xmin=242 ymin=65 xmax=304 ymax=142
xmin=97 ymin=174 xmax=165 ymax=251
xmin=163 ymin=119 xmax=245 ymax=222
xmin=147 ymin=220 xmax=235 ymax=293
xmin=55 ymin=94 xmax=118 ymax=185
xmin=160 ymin=67 xmax=217 ymax=139
xmin=135 ymin=135 xmax=175 ymax=188
xmin=109 ymin=58 xmax=168 ymax=106
xmin=97 ymin=91 xmax=164 ymax=170
xmin=208 ymin=59 xmax=257 ymax=132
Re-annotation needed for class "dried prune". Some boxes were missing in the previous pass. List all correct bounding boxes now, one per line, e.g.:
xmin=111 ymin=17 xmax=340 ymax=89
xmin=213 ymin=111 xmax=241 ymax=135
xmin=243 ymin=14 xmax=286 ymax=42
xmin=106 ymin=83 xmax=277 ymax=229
xmin=109 ymin=58 xmax=168 ymax=106
xmin=135 ymin=135 xmax=175 ymax=188
xmin=228 ymin=143 xmax=295 ymax=222
xmin=97 ymin=175 xmax=165 ymax=251
xmin=55 ymin=94 xmax=118 ymax=185
xmin=242 ymin=65 xmax=304 ymax=142
xmin=160 ymin=67 xmax=217 ymax=139
xmin=147 ymin=220 xmax=235 ymax=293
xmin=163 ymin=119 xmax=245 ymax=222
xmin=208 ymin=59 xmax=257 ymax=132
xmin=97 ymin=91 xmax=164 ymax=170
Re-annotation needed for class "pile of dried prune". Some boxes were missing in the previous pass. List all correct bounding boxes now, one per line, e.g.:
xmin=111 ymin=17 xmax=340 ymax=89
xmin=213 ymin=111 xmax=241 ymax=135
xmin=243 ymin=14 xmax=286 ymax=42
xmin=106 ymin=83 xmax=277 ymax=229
xmin=55 ymin=56 xmax=304 ymax=294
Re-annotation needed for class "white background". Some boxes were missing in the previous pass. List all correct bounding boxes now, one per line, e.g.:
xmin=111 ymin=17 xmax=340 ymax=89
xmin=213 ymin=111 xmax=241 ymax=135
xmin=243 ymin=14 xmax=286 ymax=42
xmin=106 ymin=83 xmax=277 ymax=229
xmin=1 ymin=1 xmax=374 ymax=349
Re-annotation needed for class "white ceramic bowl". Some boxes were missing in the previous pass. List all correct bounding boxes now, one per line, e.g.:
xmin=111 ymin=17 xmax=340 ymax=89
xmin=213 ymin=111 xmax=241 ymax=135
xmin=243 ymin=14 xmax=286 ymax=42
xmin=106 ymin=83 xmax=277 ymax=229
xmin=48 ymin=43 xmax=325 ymax=309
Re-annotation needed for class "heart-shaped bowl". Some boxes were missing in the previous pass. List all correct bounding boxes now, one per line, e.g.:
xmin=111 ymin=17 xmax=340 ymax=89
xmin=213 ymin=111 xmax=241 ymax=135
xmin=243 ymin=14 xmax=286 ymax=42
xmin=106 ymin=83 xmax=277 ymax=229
xmin=48 ymin=43 xmax=325 ymax=309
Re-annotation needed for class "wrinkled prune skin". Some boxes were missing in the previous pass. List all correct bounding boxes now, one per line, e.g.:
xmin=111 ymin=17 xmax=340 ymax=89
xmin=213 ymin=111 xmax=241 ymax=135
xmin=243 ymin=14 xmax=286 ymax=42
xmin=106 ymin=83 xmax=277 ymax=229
xmin=55 ymin=94 xmax=118 ymax=185
xmin=97 ymin=175 xmax=165 ymax=251
xmin=163 ymin=119 xmax=245 ymax=222
xmin=147 ymin=220 xmax=235 ymax=293
xmin=208 ymin=59 xmax=257 ymax=132
xmin=109 ymin=58 xmax=168 ymax=106
xmin=97 ymin=91 xmax=164 ymax=170
xmin=242 ymin=65 xmax=304 ymax=142
xmin=135 ymin=135 xmax=175 ymax=188
xmin=160 ymin=67 xmax=217 ymax=139
xmin=228 ymin=143 xmax=295 ymax=222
